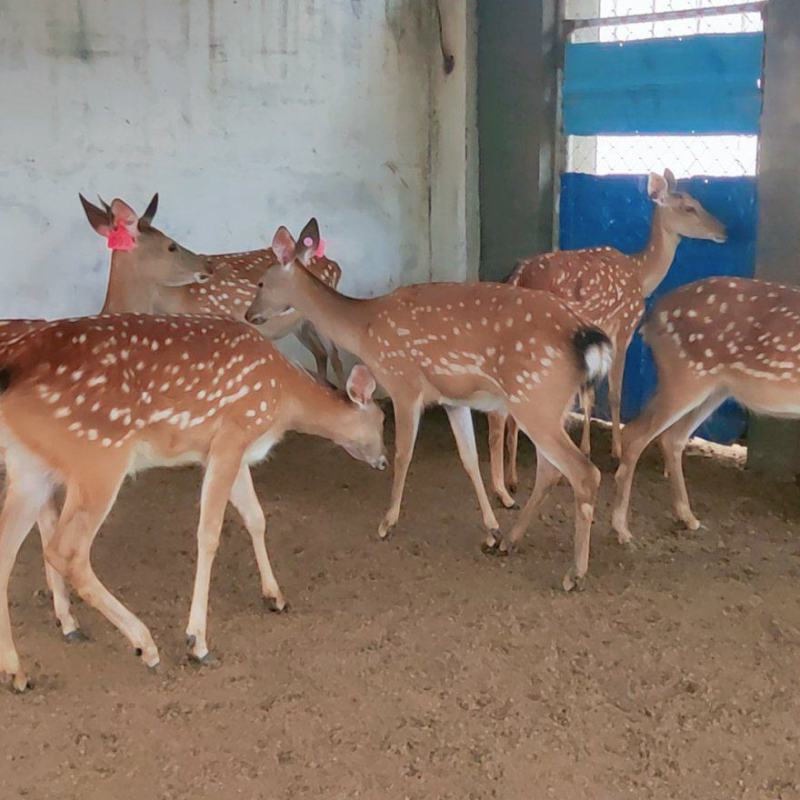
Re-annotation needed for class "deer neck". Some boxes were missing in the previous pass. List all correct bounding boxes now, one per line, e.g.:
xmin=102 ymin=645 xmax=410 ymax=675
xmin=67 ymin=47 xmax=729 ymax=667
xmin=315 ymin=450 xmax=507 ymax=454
xmin=101 ymin=253 xmax=157 ymax=314
xmin=287 ymin=375 xmax=360 ymax=444
xmin=636 ymin=207 xmax=681 ymax=297
xmin=283 ymin=266 xmax=371 ymax=354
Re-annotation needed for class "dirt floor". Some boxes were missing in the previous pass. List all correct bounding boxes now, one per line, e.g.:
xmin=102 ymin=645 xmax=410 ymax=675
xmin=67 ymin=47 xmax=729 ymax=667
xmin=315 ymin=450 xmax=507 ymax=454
xmin=1 ymin=409 xmax=799 ymax=800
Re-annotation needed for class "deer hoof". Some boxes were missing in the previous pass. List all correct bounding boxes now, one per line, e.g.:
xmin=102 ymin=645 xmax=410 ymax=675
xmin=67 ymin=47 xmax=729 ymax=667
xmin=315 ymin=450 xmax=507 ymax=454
xmin=12 ymin=672 xmax=30 ymax=693
xmin=264 ymin=596 xmax=289 ymax=613
xmin=64 ymin=629 xmax=89 ymax=643
xmin=562 ymin=570 xmax=586 ymax=593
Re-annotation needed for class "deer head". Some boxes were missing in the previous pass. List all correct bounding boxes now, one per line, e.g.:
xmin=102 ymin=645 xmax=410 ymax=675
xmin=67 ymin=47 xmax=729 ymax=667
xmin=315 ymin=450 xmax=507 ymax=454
xmin=647 ymin=169 xmax=727 ymax=244
xmin=80 ymin=194 xmax=213 ymax=287
xmin=245 ymin=219 xmax=321 ymax=326
xmin=339 ymin=364 xmax=387 ymax=469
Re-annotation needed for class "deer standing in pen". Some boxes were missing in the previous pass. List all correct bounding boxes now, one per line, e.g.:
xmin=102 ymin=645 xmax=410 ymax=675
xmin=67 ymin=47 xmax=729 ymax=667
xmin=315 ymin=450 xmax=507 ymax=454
xmin=0 ymin=313 xmax=386 ymax=691
xmin=487 ymin=169 xmax=727 ymax=507
xmin=612 ymin=276 xmax=800 ymax=544
xmin=80 ymin=194 xmax=346 ymax=385
xmin=246 ymin=220 xmax=614 ymax=591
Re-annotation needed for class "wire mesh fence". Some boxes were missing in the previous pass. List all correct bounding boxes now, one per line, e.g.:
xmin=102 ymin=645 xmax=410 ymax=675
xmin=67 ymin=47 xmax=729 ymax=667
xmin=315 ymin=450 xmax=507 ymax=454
xmin=562 ymin=0 xmax=762 ymax=177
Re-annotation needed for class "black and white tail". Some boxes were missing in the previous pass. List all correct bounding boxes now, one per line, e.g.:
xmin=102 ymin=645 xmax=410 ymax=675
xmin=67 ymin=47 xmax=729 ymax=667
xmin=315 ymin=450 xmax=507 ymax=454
xmin=572 ymin=327 xmax=613 ymax=387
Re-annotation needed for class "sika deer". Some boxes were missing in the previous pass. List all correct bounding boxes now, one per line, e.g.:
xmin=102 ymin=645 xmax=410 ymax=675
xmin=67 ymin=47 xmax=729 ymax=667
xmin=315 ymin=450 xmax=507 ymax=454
xmin=80 ymin=195 xmax=346 ymax=385
xmin=0 ymin=314 xmax=386 ymax=691
xmin=612 ymin=276 xmax=800 ymax=544
xmin=488 ymin=169 xmax=726 ymax=505
xmin=246 ymin=220 xmax=614 ymax=591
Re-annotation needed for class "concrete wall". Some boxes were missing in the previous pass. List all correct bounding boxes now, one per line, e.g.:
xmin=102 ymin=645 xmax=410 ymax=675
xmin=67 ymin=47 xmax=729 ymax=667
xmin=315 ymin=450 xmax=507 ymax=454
xmin=0 ymin=0 xmax=476 ymax=333
xmin=748 ymin=0 xmax=800 ymax=476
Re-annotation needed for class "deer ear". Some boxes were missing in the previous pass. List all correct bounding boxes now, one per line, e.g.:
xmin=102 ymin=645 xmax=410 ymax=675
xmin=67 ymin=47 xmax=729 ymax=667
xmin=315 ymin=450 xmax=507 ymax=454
xmin=79 ymin=194 xmax=112 ymax=238
xmin=271 ymin=226 xmax=297 ymax=266
xmin=647 ymin=173 xmax=670 ymax=206
xmin=346 ymin=364 xmax=377 ymax=407
xmin=109 ymin=198 xmax=140 ymax=236
xmin=139 ymin=193 xmax=159 ymax=228
xmin=663 ymin=168 xmax=677 ymax=192
xmin=296 ymin=218 xmax=320 ymax=266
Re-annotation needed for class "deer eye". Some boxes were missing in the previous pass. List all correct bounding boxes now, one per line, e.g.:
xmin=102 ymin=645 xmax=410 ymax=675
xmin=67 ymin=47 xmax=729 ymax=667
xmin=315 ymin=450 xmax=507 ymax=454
xmin=257 ymin=281 xmax=264 ymax=289
xmin=685 ymin=206 xmax=697 ymax=215
xmin=168 ymin=242 xmax=178 ymax=252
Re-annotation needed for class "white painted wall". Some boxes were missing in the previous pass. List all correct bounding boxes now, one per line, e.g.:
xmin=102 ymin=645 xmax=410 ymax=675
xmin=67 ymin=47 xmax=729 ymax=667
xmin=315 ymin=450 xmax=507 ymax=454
xmin=0 ymin=0 xmax=475 ymax=338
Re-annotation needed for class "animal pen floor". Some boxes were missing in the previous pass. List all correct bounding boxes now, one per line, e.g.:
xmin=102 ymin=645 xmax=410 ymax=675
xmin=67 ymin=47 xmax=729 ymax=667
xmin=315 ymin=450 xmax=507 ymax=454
xmin=1 ymin=409 xmax=799 ymax=800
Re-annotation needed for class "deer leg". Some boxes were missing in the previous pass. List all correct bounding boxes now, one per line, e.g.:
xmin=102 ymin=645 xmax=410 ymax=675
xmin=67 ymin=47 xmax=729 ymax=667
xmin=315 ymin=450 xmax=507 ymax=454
xmin=325 ymin=337 xmax=347 ymax=388
xmin=499 ymin=451 xmax=562 ymax=554
xmin=612 ymin=384 xmax=714 ymax=546
xmin=296 ymin=322 xmax=329 ymax=384
xmin=658 ymin=391 xmax=726 ymax=531
xmin=45 ymin=471 xmax=160 ymax=672
xmin=229 ymin=464 xmax=286 ymax=612
xmin=488 ymin=412 xmax=516 ymax=508
xmin=512 ymin=422 xmax=601 ymax=591
xmin=445 ymin=406 xmax=502 ymax=548
xmin=185 ymin=448 xmax=244 ymax=663
xmin=579 ymin=385 xmax=595 ymax=456
xmin=608 ymin=350 xmax=626 ymax=460
xmin=0 ymin=460 xmax=54 ymax=692
xmin=505 ymin=416 xmax=520 ymax=494
xmin=378 ymin=397 xmax=422 ymax=539
xmin=36 ymin=494 xmax=83 ymax=639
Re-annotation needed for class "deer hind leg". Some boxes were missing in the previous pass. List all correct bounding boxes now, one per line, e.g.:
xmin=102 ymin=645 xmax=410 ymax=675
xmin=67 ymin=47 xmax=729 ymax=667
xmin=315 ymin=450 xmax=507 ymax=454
xmin=505 ymin=415 xmax=520 ymax=494
xmin=499 ymin=450 xmax=562 ymax=555
xmin=487 ymin=412 xmax=516 ymax=509
xmin=46 ymin=470 xmax=161 ymax=672
xmin=0 ymin=457 xmax=54 ymax=691
xmin=612 ymin=383 xmax=715 ymax=546
xmin=579 ymin=385 xmax=595 ymax=456
xmin=378 ymin=396 xmax=422 ymax=539
xmin=36 ymin=494 xmax=83 ymax=640
xmin=229 ymin=465 xmax=286 ymax=612
xmin=658 ymin=391 xmax=726 ymax=532
xmin=296 ymin=322 xmax=329 ymax=384
xmin=509 ymin=417 xmax=601 ymax=591
xmin=445 ymin=406 xmax=501 ymax=549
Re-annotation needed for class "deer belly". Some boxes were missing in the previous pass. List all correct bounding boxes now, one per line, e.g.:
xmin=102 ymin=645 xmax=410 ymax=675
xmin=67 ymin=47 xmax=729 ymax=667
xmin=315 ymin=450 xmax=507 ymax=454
xmin=732 ymin=381 xmax=800 ymax=419
xmin=245 ymin=431 xmax=281 ymax=465
xmin=437 ymin=391 xmax=508 ymax=414
xmin=129 ymin=441 xmax=205 ymax=473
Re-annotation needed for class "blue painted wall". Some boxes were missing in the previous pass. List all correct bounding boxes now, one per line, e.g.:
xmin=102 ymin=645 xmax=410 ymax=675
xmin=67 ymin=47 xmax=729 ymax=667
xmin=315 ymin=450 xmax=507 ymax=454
xmin=563 ymin=33 xmax=764 ymax=136
xmin=559 ymin=172 xmax=758 ymax=443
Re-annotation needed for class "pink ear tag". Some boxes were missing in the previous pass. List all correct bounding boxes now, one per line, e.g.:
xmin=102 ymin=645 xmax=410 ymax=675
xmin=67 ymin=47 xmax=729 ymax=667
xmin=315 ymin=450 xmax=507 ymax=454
xmin=107 ymin=223 xmax=136 ymax=252
xmin=314 ymin=238 xmax=327 ymax=259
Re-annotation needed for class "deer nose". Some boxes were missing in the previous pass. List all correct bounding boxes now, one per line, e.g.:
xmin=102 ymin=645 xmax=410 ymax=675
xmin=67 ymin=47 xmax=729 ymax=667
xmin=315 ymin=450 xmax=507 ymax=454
xmin=375 ymin=455 xmax=388 ymax=471
xmin=245 ymin=308 xmax=266 ymax=325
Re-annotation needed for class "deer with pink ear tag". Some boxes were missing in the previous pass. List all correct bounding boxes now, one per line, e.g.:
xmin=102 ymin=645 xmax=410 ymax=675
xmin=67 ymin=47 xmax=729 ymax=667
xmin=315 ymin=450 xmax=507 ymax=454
xmin=248 ymin=219 xmax=614 ymax=592
xmin=80 ymin=195 xmax=347 ymax=386
xmin=79 ymin=194 xmax=214 ymax=311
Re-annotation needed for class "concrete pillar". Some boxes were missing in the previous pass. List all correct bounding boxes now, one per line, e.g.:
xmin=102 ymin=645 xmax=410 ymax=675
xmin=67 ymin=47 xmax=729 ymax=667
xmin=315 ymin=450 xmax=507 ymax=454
xmin=477 ymin=0 xmax=560 ymax=281
xmin=748 ymin=0 xmax=800 ymax=479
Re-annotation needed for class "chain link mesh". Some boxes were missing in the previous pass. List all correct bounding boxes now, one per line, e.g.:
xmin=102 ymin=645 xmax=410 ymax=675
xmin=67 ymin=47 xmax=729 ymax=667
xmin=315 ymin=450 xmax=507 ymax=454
xmin=563 ymin=0 xmax=761 ymax=177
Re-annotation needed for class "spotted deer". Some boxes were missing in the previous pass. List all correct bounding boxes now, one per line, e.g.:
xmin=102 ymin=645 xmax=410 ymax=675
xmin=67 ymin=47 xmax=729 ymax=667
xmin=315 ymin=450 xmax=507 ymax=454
xmin=487 ymin=169 xmax=727 ymax=506
xmin=80 ymin=195 xmax=346 ymax=385
xmin=246 ymin=220 xmax=614 ymax=591
xmin=611 ymin=277 xmax=800 ymax=544
xmin=0 ymin=314 xmax=386 ymax=691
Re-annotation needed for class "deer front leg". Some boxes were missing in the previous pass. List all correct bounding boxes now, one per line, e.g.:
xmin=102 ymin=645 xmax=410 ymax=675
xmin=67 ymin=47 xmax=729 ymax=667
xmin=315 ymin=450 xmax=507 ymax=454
xmin=229 ymin=465 xmax=286 ymax=612
xmin=296 ymin=322 xmax=329 ymax=384
xmin=445 ymin=406 xmax=502 ymax=549
xmin=325 ymin=338 xmax=347 ymax=388
xmin=186 ymin=448 xmax=244 ymax=663
xmin=378 ymin=397 xmax=422 ymax=539
xmin=608 ymin=351 xmax=626 ymax=460
xmin=487 ymin=412 xmax=516 ymax=508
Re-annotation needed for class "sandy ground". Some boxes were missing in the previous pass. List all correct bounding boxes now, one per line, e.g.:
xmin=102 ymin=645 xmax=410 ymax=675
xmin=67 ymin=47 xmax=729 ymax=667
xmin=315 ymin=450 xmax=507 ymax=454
xmin=1 ymin=409 xmax=799 ymax=800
